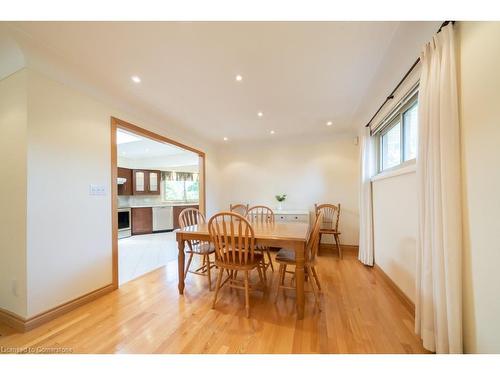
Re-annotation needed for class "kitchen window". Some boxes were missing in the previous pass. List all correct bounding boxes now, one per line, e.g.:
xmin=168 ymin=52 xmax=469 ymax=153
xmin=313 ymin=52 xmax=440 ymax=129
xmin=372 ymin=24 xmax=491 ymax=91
xmin=162 ymin=171 xmax=199 ymax=202
xmin=377 ymin=94 xmax=418 ymax=172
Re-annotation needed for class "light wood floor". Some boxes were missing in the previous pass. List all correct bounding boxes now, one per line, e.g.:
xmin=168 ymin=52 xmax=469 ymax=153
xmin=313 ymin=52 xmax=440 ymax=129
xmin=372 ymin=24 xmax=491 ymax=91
xmin=0 ymin=248 xmax=427 ymax=354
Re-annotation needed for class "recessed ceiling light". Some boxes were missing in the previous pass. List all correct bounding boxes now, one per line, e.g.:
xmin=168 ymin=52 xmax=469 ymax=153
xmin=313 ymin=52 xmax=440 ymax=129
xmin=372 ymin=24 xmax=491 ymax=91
xmin=257 ymin=111 xmax=264 ymax=117
xmin=131 ymin=75 xmax=141 ymax=83
xmin=326 ymin=121 xmax=333 ymax=126
xmin=270 ymin=130 xmax=275 ymax=135
xmin=235 ymin=75 xmax=243 ymax=82
xmin=223 ymin=137 xmax=228 ymax=141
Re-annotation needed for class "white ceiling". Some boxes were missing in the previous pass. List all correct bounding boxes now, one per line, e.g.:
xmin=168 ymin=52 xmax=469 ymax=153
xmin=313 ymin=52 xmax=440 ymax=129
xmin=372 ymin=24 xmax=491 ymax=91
xmin=8 ymin=21 xmax=440 ymax=142
xmin=117 ymin=129 xmax=198 ymax=163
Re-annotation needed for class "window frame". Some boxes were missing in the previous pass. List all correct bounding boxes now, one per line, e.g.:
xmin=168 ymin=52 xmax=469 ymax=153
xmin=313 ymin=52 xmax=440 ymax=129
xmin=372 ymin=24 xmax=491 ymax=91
xmin=376 ymin=93 xmax=419 ymax=174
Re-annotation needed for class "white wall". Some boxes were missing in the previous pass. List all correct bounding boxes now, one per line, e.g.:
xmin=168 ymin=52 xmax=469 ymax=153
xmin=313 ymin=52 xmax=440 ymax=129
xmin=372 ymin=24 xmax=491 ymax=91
xmin=21 ymin=68 xmax=218 ymax=318
xmin=0 ymin=69 xmax=27 ymax=317
xmin=459 ymin=21 xmax=500 ymax=354
xmin=369 ymin=22 xmax=500 ymax=353
xmin=216 ymin=134 xmax=360 ymax=246
xmin=372 ymin=168 xmax=417 ymax=302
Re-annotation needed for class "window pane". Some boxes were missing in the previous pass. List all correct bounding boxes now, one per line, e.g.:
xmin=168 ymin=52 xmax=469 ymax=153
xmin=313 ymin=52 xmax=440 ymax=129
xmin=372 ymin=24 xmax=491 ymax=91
xmin=404 ymin=103 xmax=418 ymax=160
xmin=185 ymin=181 xmax=199 ymax=201
xmin=164 ymin=181 xmax=185 ymax=201
xmin=381 ymin=122 xmax=401 ymax=170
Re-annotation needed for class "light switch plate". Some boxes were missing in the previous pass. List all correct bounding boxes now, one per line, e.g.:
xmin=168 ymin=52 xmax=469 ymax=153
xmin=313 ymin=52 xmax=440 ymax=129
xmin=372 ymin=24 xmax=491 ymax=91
xmin=89 ymin=184 xmax=106 ymax=196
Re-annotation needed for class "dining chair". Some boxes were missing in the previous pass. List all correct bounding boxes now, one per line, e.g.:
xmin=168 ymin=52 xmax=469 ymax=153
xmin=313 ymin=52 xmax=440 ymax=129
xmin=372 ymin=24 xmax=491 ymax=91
xmin=179 ymin=207 xmax=216 ymax=290
xmin=275 ymin=211 xmax=323 ymax=310
xmin=314 ymin=203 xmax=342 ymax=259
xmin=246 ymin=205 xmax=276 ymax=274
xmin=208 ymin=212 xmax=265 ymax=318
xmin=230 ymin=203 xmax=249 ymax=217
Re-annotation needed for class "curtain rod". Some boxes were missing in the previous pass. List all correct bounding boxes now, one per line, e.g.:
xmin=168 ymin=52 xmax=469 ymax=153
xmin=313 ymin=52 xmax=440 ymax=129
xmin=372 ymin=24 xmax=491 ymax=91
xmin=364 ymin=21 xmax=455 ymax=128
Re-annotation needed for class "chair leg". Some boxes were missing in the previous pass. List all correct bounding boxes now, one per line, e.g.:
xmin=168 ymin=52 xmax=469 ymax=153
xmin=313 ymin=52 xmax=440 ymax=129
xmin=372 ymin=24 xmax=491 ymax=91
xmin=281 ymin=264 xmax=287 ymax=286
xmin=311 ymin=266 xmax=322 ymax=291
xmin=261 ymin=259 xmax=267 ymax=280
xmin=184 ymin=253 xmax=194 ymax=279
xmin=275 ymin=264 xmax=284 ymax=302
xmin=318 ymin=233 xmax=323 ymax=255
xmin=334 ymin=234 xmax=342 ymax=259
xmin=307 ymin=265 xmax=321 ymax=311
xmin=244 ymin=271 xmax=250 ymax=318
xmin=206 ymin=254 xmax=212 ymax=291
xmin=257 ymin=264 xmax=265 ymax=289
xmin=212 ymin=267 xmax=224 ymax=309
xmin=266 ymin=249 xmax=274 ymax=272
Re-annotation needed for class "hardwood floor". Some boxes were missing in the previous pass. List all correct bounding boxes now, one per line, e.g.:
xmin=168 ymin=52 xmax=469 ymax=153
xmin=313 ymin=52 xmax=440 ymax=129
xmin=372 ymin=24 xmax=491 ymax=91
xmin=0 ymin=247 xmax=427 ymax=354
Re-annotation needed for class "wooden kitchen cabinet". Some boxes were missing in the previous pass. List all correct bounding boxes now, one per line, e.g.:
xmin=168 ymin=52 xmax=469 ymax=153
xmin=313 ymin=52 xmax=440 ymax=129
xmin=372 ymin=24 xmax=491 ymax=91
xmin=132 ymin=169 xmax=161 ymax=195
xmin=131 ymin=207 xmax=153 ymax=235
xmin=148 ymin=170 xmax=160 ymax=194
xmin=173 ymin=204 xmax=199 ymax=229
xmin=117 ymin=167 xmax=133 ymax=196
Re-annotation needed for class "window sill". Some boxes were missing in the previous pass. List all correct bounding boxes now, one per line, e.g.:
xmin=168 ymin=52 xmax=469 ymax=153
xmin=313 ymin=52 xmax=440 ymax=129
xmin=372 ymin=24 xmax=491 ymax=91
xmin=371 ymin=161 xmax=416 ymax=182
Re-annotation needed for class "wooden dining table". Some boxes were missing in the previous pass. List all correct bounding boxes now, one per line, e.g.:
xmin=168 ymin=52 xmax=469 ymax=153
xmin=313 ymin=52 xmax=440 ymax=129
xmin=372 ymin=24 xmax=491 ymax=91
xmin=176 ymin=221 xmax=311 ymax=319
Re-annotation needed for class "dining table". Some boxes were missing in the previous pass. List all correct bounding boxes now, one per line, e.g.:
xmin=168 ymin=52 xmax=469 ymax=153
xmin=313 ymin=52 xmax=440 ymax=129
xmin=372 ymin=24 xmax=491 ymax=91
xmin=176 ymin=220 xmax=311 ymax=319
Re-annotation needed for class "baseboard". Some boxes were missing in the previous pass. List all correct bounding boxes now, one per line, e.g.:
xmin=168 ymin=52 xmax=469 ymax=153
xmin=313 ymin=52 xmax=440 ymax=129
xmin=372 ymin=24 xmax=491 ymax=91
xmin=373 ymin=264 xmax=415 ymax=318
xmin=319 ymin=244 xmax=359 ymax=255
xmin=0 ymin=284 xmax=116 ymax=332
xmin=0 ymin=308 xmax=26 ymax=332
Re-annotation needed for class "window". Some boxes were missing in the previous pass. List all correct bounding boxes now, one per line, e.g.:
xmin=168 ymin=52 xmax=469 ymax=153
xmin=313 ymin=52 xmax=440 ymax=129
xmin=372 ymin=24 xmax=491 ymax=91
xmin=381 ymin=119 xmax=401 ymax=170
xmin=378 ymin=95 xmax=418 ymax=172
xmin=403 ymin=102 xmax=418 ymax=160
xmin=162 ymin=171 xmax=199 ymax=202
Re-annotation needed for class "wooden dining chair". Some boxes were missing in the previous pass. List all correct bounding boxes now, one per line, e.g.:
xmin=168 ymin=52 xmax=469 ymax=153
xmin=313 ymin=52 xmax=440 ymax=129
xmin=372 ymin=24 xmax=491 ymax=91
xmin=179 ymin=207 xmax=216 ymax=290
xmin=246 ymin=205 xmax=276 ymax=275
xmin=230 ymin=203 xmax=249 ymax=217
xmin=208 ymin=212 xmax=265 ymax=318
xmin=314 ymin=203 xmax=342 ymax=259
xmin=275 ymin=211 xmax=323 ymax=310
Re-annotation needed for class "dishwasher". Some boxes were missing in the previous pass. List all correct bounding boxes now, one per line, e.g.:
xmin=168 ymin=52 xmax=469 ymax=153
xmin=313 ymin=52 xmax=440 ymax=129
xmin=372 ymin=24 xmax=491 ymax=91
xmin=152 ymin=206 xmax=174 ymax=232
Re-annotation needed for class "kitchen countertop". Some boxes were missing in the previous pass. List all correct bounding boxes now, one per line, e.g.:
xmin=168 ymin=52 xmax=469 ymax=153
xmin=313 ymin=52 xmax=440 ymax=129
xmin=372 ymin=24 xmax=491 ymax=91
xmin=118 ymin=203 xmax=199 ymax=209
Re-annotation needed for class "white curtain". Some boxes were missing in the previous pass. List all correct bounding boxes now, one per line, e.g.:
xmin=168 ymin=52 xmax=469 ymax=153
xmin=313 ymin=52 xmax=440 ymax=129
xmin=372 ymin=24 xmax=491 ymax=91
xmin=358 ymin=127 xmax=377 ymax=266
xmin=415 ymin=24 xmax=463 ymax=353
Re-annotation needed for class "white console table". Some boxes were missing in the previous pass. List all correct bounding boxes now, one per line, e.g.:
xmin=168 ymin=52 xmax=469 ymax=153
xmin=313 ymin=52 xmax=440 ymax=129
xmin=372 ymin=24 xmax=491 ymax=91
xmin=274 ymin=209 xmax=310 ymax=223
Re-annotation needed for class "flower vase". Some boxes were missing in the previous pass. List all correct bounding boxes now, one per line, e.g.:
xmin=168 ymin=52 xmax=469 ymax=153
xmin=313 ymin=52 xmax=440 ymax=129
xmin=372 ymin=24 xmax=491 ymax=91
xmin=277 ymin=202 xmax=283 ymax=211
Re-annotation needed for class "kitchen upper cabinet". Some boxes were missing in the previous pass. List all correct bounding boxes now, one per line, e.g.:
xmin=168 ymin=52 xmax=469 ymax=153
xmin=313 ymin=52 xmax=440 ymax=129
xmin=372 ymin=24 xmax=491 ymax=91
xmin=132 ymin=169 xmax=161 ymax=195
xmin=117 ymin=167 xmax=133 ymax=196
xmin=131 ymin=207 xmax=153 ymax=235
xmin=134 ymin=170 xmax=146 ymax=193
xmin=148 ymin=170 xmax=160 ymax=193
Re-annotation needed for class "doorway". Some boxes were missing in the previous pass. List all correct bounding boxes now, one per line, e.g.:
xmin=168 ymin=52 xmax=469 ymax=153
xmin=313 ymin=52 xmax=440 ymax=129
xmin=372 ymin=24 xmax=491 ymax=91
xmin=110 ymin=117 xmax=206 ymax=287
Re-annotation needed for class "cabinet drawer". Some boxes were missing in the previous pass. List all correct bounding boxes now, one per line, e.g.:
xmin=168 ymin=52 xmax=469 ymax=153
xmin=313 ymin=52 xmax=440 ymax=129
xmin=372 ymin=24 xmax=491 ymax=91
xmin=275 ymin=215 xmax=288 ymax=223
xmin=286 ymin=214 xmax=309 ymax=223
xmin=274 ymin=214 xmax=309 ymax=223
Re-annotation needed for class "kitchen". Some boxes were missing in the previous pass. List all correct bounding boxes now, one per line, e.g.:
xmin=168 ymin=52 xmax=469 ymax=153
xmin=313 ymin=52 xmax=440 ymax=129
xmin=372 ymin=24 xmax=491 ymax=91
xmin=116 ymin=128 xmax=200 ymax=284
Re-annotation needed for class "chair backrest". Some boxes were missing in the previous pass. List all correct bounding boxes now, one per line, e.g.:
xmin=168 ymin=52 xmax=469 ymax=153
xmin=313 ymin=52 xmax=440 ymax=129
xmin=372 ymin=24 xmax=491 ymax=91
xmin=179 ymin=207 xmax=206 ymax=228
xmin=208 ymin=212 xmax=256 ymax=266
xmin=314 ymin=203 xmax=341 ymax=232
xmin=247 ymin=205 xmax=275 ymax=224
xmin=307 ymin=211 xmax=324 ymax=263
xmin=230 ymin=203 xmax=249 ymax=217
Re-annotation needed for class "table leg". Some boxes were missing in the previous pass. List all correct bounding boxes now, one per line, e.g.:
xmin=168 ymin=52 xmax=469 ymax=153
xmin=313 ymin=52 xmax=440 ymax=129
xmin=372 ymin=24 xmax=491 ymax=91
xmin=294 ymin=241 xmax=305 ymax=319
xmin=178 ymin=238 xmax=185 ymax=294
